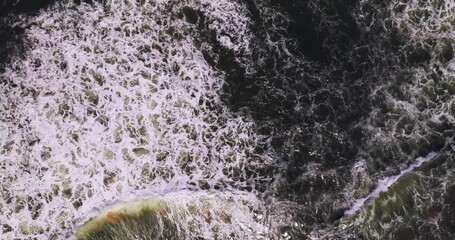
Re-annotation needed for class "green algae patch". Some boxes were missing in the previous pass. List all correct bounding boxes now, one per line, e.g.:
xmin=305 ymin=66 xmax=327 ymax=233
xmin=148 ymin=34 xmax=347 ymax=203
xmin=75 ymin=199 xmax=186 ymax=240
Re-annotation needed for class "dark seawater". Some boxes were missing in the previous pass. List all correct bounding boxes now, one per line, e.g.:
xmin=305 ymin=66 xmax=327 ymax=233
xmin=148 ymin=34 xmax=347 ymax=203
xmin=217 ymin=0 xmax=455 ymax=238
xmin=0 ymin=0 xmax=454 ymax=239
xmin=0 ymin=0 xmax=56 ymax=16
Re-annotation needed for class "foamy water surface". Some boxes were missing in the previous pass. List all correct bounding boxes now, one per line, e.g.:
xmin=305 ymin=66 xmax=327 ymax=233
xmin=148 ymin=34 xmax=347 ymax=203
xmin=0 ymin=0 xmax=276 ymax=238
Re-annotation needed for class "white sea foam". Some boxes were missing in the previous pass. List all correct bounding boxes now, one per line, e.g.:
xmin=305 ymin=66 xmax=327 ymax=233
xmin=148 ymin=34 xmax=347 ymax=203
xmin=0 ymin=0 xmax=276 ymax=238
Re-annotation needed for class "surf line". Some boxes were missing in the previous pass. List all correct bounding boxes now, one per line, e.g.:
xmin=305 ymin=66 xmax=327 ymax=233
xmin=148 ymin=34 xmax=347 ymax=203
xmin=344 ymin=151 xmax=437 ymax=215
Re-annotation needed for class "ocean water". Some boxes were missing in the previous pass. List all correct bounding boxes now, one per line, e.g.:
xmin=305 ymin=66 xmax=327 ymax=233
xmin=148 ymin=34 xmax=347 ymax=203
xmin=1 ymin=0 xmax=454 ymax=239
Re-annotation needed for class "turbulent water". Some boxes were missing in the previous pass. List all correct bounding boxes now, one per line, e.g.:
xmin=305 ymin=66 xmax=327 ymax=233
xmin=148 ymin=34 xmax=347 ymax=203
xmin=0 ymin=0 xmax=455 ymax=239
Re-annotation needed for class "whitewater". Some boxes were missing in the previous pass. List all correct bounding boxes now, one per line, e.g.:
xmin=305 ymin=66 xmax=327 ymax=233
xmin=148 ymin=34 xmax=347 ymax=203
xmin=1 ymin=0 xmax=455 ymax=239
xmin=0 ymin=0 xmax=279 ymax=238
